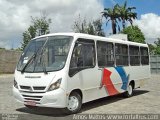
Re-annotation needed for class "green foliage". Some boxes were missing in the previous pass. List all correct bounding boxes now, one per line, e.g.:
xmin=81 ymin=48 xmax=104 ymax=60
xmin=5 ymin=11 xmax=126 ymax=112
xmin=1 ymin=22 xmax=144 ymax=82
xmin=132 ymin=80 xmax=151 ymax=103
xmin=102 ymin=1 xmax=137 ymax=34
xmin=21 ymin=26 xmax=36 ymax=50
xmin=154 ymin=46 xmax=160 ymax=55
xmin=153 ymin=38 xmax=160 ymax=55
xmin=121 ymin=26 xmax=145 ymax=43
xmin=0 ymin=47 xmax=5 ymax=50
xmin=148 ymin=44 xmax=155 ymax=54
xmin=21 ymin=14 xmax=51 ymax=50
xmin=118 ymin=0 xmax=137 ymax=29
xmin=154 ymin=38 xmax=160 ymax=47
xmin=31 ymin=16 xmax=51 ymax=35
xmin=102 ymin=4 xmax=120 ymax=34
xmin=73 ymin=16 xmax=105 ymax=36
xmin=93 ymin=19 xmax=105 ymax=36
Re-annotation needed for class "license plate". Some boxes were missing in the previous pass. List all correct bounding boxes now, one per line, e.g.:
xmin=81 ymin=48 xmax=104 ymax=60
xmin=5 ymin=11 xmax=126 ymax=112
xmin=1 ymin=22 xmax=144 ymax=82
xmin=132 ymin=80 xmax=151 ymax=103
xmin=25 ymin=101 xmax=36 ymax=106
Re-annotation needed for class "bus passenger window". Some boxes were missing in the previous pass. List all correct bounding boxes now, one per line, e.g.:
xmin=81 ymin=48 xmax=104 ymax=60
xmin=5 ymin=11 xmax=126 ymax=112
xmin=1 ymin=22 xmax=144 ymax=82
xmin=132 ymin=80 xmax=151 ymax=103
xmin=97 ymin=41 xmax=114 ymax=67
xmin=129 ymin=46 xmax=140 ymax=66
xmin=140 ymin=47 xmax=149 ymax=65
xmin=115 ymin=44 xmax=128 ymax=66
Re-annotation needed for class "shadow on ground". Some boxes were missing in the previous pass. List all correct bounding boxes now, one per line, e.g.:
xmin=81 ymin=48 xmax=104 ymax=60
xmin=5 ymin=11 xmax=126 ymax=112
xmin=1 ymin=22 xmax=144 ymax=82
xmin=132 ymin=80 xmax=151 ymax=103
xmin=81 ymin=89 xmax=149 ymax=112
xmin=16 ymin=90 xmax=149 ymax=117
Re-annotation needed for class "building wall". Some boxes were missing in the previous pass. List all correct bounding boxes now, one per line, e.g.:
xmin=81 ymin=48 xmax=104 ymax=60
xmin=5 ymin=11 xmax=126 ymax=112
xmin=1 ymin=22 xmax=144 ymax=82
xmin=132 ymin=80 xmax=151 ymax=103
xmin=0 ymin=50 xmax=21 ymax=73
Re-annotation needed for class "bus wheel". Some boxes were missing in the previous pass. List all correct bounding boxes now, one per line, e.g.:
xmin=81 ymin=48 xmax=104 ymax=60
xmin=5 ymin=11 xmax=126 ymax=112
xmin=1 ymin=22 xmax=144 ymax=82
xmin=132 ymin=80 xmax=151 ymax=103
xmin=65 ymin=92 xmax=82 ymax=114
xmin=123 ymin=83 xmax=133 ymax=98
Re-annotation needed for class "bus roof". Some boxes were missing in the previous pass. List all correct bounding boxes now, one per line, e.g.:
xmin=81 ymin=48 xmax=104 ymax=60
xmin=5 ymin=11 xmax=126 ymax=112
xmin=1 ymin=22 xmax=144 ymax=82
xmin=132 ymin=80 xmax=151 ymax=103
xmin=33 ymin=32 xmax=148 ymax=47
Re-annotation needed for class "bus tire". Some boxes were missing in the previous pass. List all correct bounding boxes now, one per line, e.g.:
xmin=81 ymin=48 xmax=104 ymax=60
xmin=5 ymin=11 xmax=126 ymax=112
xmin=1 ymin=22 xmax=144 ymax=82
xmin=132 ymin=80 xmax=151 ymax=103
xmin=123 ymin=83 xmax=133 ymax=98
xmin=64 ymin=92 xmax=82 ymax=114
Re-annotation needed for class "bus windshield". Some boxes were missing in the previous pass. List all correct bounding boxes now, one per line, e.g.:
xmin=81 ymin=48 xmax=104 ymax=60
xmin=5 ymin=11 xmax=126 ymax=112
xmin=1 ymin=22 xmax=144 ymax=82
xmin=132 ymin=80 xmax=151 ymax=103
xmin=17 ymin=36 xmax=73 ymax=73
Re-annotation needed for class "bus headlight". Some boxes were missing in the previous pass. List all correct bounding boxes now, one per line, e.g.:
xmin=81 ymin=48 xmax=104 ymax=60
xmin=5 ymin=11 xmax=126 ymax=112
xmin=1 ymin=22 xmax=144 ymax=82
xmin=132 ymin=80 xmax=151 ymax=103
xmin=14 ymin=79 xmax=18 ymax=89
xmin=48 ymin=78 xmax=62 ymax=91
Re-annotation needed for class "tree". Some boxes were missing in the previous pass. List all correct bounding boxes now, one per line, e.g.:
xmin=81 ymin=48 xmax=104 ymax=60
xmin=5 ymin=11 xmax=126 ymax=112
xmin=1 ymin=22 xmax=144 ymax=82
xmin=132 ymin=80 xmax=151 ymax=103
xmin=73 ymin=16 xmax=105 ymax=36
xmin=148 ymin=38 xmax=160 ymax=55
xmin=118 ymin=1 xmax=137 ymax=29
xmin=21 ymin=14 xmax=51 ymax=50
xmin=31 ymin=16 xmax=51 ymax=36
xmin=154 ymin=38 xmax=160 ymax=47
xmin=121 ymin=26 xmax=145 ymax=43
xmin=21 ymin=26 xmax=36 ymax=50
xmin=93 ymin=19 xmax=105 ymax=36
xmin=154 ymin=47 xmax=160 ymax=55
xmin=0 ymin=47 xmax=5 ymax=50
xmin=154 ymin=38 xmax=160 ymax=54
xmin=148 ymin=44 xmax=155 ymax=55
xmin=73 ymin=16 xmax=88 ymax=33
xmin=102 ymin=4 xmax=120 ymax=34
xmin=102 ymin=1 xmax=137 ymax=34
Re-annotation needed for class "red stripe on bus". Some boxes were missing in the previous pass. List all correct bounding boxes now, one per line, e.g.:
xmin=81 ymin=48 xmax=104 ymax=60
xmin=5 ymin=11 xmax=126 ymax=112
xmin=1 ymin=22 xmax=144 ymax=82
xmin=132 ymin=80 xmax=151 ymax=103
xmin=102 ymin=68 xmax=119 ymax=96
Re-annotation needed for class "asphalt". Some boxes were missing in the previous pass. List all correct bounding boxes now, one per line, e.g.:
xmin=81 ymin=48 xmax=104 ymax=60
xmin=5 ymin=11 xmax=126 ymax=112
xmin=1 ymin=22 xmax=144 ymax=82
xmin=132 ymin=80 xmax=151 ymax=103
xmin=0 ymin=74 xmax=159 ymax=120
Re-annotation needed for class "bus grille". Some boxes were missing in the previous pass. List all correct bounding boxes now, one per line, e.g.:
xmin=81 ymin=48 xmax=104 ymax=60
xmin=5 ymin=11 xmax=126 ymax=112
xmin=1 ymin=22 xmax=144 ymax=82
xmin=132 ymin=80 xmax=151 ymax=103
xmin=20 ymin=85 xmax=31 ymax=90
xmin=22 ymin=94 xmax=43 ymax=102
xmin=19 ymin=85 xmax=46 ymax=103
xmin=33 ymin=86 xmax=46 ymax=90
xmin=19 ymin=85 xmax=46 ymax=91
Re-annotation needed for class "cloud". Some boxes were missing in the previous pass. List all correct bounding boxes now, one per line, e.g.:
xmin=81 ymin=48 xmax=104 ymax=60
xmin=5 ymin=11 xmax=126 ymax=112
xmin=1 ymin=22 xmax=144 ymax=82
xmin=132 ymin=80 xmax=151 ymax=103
xmin=134 ymin=13 xmax=160 ymax=40
xmin=0 ymin=0 xmax=103 ymax=49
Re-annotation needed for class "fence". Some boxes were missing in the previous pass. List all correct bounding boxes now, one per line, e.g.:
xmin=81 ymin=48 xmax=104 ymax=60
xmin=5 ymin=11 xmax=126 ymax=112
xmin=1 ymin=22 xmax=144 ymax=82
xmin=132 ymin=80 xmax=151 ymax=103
xmin=0 ymin=49 xmax=21 ymax=73
xmin=150 ymin=55 xmax=160 ymax=74
xmin=0 ymin=49 xmax=160 ymax=74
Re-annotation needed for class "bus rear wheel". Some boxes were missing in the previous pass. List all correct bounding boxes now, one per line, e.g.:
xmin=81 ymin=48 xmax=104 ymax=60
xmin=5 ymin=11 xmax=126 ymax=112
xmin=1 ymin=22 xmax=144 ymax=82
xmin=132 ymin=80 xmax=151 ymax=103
xmin=64 ymin=92 xmax=82 ymax=114
xmin=123 ymin=83 xmax=133 ymax=97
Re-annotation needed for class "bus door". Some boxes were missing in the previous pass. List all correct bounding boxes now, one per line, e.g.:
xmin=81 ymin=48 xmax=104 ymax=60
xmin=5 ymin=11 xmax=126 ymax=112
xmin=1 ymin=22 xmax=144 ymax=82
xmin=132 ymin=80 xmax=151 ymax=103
xmin=69 ymin=38 xmax=101 ymax=102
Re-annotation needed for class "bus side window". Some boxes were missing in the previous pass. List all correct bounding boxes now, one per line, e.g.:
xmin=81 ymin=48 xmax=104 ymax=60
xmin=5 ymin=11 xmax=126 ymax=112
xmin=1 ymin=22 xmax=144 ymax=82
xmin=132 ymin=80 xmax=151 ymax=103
xmin=129 ymin=46 xmax=140 ymax=66
xmin=70 ymin=43 xmax=83 ymax=68
xmin=140 ymin=47 xmax=149 ymax=65
xmin=115 ymin=44 xmax=128 ymax=66
xmin=69 ymin=39 xmax=95 ymax=76
xmin=97 ymin=41 xmax=114 ymax=67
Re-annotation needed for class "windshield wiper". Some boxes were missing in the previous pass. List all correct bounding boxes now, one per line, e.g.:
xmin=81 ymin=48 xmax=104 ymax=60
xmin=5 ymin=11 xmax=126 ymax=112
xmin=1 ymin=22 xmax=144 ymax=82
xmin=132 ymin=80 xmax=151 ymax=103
xmin=21 ymin=53 xmax=37 ymax=73
xmin=36 ymin=48 xmax=48 ymax=74
xmin=41 ymin=54 xmax=48 ymax=74
xmin=34 ymin=43 xmax=48 ymax=74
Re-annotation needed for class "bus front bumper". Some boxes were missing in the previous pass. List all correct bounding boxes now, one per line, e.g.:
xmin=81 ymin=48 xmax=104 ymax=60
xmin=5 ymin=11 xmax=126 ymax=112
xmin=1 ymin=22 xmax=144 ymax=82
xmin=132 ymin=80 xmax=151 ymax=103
xmin=13 ymin=86 xmax=67 ymax=108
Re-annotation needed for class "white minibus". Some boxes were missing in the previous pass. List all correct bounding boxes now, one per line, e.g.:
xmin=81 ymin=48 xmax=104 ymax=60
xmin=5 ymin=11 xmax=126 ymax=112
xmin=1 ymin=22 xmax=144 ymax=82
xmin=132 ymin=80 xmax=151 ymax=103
xmin=13 ymin=33 xmax=150 ymax=114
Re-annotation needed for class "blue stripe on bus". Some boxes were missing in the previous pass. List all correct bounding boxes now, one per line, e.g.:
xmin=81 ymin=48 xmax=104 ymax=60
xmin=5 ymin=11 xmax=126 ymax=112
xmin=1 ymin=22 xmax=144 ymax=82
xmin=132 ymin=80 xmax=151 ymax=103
xmin=114 ymin=67 xmax=129 ymax=90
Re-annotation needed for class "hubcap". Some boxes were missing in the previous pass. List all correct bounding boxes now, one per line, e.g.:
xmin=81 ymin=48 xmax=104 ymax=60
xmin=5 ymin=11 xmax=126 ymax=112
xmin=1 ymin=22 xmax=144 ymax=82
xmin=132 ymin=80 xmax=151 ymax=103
xmin=128 ymin=85 xmax=133 ymax=95
xmin=67 ymin=96 xmax=79 ymax=111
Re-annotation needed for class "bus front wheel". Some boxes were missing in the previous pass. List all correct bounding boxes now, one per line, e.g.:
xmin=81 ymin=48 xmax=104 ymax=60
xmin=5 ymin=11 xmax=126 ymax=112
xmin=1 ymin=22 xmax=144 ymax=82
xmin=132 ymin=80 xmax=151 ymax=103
xmin=64 ymin=92 xmax=82 ymax=114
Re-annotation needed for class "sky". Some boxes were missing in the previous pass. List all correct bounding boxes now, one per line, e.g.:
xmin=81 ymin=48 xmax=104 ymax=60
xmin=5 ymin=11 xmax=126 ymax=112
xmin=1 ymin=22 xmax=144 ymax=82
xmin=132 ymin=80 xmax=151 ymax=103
xmin=0 ymin=0 xmax=160 ymax=49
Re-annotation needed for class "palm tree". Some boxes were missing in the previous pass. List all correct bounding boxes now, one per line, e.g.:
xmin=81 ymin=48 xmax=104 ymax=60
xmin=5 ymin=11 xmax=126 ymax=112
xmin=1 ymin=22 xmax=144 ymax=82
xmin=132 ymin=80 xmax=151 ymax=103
xmin=102 ymin=4 xmax=120 ymax=34
xmin=119 ymin=1 xmax=137 ymax=29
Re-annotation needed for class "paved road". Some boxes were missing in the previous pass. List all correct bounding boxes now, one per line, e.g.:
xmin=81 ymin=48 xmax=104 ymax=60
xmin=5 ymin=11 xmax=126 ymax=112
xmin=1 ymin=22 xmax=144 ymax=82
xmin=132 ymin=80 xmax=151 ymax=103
xmin=0 ymin=74 xmax=160 ymax=119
